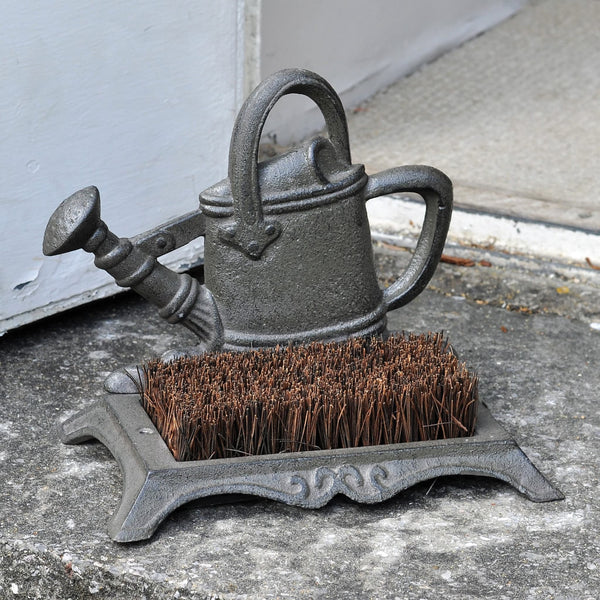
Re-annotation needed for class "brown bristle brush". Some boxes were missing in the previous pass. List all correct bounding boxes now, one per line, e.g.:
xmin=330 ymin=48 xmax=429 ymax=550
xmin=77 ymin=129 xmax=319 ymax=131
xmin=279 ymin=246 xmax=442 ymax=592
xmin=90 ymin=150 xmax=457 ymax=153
xmin=137 ymin=332 xmax=479 ymax=461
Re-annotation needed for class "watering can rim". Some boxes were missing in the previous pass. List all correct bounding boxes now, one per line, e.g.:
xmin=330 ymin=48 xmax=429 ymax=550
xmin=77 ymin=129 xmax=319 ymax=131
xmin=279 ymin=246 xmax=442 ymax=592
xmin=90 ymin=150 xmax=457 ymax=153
xmin=199 ymin=136 xmax=366 ymax=216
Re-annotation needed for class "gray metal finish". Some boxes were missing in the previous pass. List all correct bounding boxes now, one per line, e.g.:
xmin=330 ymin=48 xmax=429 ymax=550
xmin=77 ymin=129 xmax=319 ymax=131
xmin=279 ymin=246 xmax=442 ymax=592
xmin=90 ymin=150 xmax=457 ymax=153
xmin=43 ymin=69 xmax=451 ymax=353
xmin=59 ymin=394 xmax=563 ymax=543
xmin=42 ymin=68 xmax=562 ymax=543
xmin=132 ymin=210 xmax=206 ymax=257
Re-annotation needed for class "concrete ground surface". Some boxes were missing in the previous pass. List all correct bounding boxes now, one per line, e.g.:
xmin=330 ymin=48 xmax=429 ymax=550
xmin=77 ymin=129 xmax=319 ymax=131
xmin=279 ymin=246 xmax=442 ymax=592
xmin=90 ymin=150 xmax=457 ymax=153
xmin=1 ymin=244 xmax=599 ymax=599
xmin=2 ymin=0 xmax=599 ymax=598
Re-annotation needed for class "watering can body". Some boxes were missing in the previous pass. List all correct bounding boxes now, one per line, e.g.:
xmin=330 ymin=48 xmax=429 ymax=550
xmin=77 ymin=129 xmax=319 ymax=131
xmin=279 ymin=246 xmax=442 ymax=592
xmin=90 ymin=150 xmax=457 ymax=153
xmin=43 ymin=69 xmax=452 ymax=356
xmin=201 ymin=138 xmax=384 ymax=349
xmin=200 ymin=68 xmax=452 ymax=349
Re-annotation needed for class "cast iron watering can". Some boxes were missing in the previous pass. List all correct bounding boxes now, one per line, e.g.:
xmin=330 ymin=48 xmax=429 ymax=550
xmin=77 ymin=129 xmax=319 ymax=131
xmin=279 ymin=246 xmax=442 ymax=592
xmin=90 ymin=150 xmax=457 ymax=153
xmin=43 ymin=69 xmax=452 ymax=365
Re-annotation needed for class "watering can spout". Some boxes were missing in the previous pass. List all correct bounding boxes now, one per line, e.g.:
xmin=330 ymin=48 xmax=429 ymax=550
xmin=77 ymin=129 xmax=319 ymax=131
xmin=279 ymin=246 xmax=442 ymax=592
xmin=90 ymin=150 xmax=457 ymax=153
xmin=43 ymin=186 xmax=223 ymax=351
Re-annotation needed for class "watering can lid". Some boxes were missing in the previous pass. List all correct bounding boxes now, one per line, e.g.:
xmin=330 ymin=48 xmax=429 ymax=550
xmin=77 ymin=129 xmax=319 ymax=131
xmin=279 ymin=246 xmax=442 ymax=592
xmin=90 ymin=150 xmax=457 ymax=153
xmin=199 ymin=137 xmax=365 ymax=217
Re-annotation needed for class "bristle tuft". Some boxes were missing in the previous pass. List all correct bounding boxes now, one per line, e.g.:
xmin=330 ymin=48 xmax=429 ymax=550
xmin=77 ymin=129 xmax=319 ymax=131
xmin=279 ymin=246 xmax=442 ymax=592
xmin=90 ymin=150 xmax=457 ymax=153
xmin=138 ymin=333 xmax=479 ymax=461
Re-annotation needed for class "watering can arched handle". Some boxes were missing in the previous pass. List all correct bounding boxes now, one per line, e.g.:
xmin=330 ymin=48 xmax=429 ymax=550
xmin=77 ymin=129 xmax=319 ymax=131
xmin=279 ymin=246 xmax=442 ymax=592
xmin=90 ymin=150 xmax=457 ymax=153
xmin=222 ymin=68 xmax=351 ymax=259
xmin=365 ymin=165 xmax=453 ymax=311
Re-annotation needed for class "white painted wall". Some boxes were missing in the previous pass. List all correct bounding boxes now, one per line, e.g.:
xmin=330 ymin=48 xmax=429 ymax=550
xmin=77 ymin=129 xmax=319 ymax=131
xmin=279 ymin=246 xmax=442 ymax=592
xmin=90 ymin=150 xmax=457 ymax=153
xmin=1 ymin=0 xmax=525 ymax=334
xmin=260 ymin=0 xmax=526 ymax=144
xmin=1 ymin=0 xmax=251 ymax=334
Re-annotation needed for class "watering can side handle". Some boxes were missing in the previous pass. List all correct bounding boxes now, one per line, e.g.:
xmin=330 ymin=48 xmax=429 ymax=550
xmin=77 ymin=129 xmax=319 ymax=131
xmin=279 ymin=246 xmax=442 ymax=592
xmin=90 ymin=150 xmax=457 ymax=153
xmin=364 ymin=165 xmax=453 ymax=311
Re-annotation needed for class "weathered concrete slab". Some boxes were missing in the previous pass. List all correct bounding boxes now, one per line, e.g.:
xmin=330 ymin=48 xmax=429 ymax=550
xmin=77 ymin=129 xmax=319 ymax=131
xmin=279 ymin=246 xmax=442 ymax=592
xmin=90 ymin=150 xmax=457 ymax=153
xmin=1 ymin=247 xmax=599 ymax=599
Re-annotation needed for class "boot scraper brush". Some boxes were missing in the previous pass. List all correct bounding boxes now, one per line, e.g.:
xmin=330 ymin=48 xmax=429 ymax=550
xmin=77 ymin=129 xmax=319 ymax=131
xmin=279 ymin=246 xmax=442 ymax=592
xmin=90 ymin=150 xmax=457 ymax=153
xmin=46 ymin=68 xmax=562 ymax=541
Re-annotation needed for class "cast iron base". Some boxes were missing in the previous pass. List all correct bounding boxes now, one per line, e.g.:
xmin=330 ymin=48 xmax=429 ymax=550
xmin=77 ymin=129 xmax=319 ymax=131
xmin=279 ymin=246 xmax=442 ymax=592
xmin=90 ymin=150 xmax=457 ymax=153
xmin=59 ymin=395 xmax=563 ymax=542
